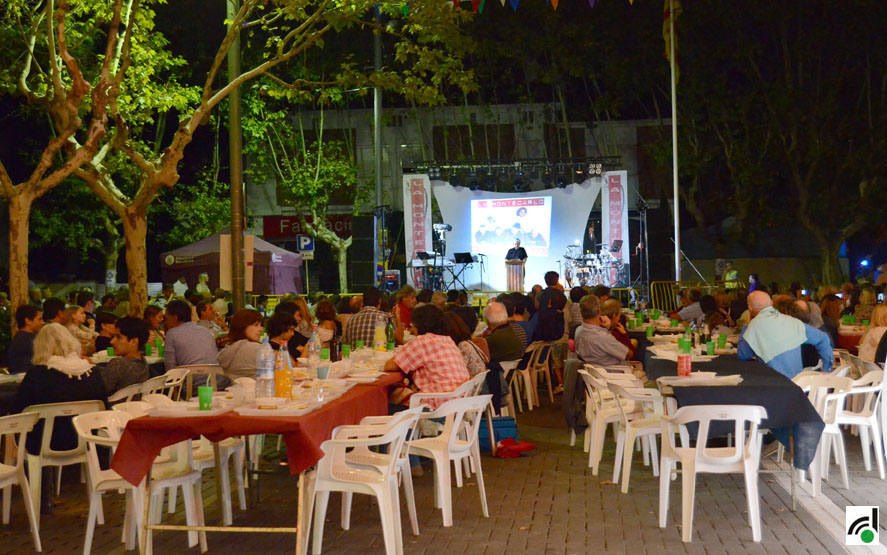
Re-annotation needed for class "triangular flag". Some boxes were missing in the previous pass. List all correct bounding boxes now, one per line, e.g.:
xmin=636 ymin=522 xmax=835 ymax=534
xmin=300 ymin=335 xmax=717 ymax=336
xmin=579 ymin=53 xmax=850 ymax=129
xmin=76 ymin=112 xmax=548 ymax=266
xmin=588 ymin=0 xmax=597 ymax=6
xmin=508 ymin=0 xmax=518 ymax=11
xmin=500 ymin=0 xmax=506 ymax=6
xmin=551 ymin=0 xmax=558 ymax=8
xmin=471 ymin=0 xmax=484 ymax=12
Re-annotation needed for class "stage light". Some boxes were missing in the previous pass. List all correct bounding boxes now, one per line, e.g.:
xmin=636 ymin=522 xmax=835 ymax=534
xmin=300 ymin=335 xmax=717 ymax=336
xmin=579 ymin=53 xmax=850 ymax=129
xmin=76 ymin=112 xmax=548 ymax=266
xmin=497 ymin=170 xmax=509 ymax=185
xmin=574 ymin=164 xmax=586 ymax=182
xmin=513 ymin=171 xmax=527 ymax=192
xmin=541 ymin=169 xmax=553 ymax=186
xmin=589 ymin=162 xmax=603 ymax=176
xmin=529 ymin=168 xmax=540 ymax=180
xmin=428 ymin=166 xmax=440 ymax=179
xmin=483 ymin=172 xmax=496 ymax=190
xmin=467 ymin=170 xmax=479 ymax=191
xmin=556 ymin=172 xmax=568 ymax=188
xmin=860 ymin=259 xmax=871 ymax=267
xmin=450 ymin=172 xmax=463 ymax=188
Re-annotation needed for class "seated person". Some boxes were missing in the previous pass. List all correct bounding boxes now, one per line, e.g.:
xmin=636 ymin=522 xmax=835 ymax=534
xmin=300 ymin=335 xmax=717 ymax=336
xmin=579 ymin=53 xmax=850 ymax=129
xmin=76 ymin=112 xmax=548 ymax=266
xmin=93 ymin=311 xmax=118 ymax=353
xmin=574 ymin=295 xmax=646 ymax=381
xmin=384 ymin=305 xmax=469 ymax=409
xmin=101 ymin=317 xmax=150 ymax=395
xmin=274 ymin=301 xmax=310 ymax=355
xmin=195 ymin=300 xmax=226 ymax=337
xmin=443 ymin=312 xmax=489 ymax=377
xmin=218 ymin=309 xmax=265 ymax=381
xmin=672 ymin=287 xmax=703 ymax=323
xmin=8 ymin=304 xmax=43 ymax=374
xmin=600 ymin=299 xmax=636 ymax=360
xmin=482 ymin=302 xmax=524 ymax=412
xmin=266 ymin=311 xmax=300 ymax=366
xmin=163 ymin=300 xmax=219 ymax=371
xmin=738 ymin=292 xmax=832 ymax=379
xmin=11 ymin=323 xmax=108 ymax=514
xmin=143 ymin=305 xmax=165 ymax=344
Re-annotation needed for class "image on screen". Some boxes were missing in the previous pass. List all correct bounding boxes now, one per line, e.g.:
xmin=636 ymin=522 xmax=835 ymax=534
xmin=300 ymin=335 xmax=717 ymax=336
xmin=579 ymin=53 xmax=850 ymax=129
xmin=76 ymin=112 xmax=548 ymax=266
xmin=470 ymin=196 xmax=552 ymax=257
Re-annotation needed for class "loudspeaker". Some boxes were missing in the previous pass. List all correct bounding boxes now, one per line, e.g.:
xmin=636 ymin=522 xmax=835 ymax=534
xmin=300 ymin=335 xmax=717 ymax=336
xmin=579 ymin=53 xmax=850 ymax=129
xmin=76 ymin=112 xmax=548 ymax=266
xmin=350 ymin=215 xmax=376 ymax=291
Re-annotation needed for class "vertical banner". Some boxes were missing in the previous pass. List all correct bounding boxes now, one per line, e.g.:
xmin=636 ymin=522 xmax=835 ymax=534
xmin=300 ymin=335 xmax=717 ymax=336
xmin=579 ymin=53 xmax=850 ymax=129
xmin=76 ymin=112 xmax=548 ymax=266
xmin=601 ymin=171 xmax=630 ymax=286
xmin=402 ymin=174 xmax=432 ymax=287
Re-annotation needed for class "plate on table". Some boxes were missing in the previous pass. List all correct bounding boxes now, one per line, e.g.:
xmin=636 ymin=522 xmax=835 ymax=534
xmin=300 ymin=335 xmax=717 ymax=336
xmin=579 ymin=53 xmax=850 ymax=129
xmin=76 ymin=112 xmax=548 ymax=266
xmin=346 ymin=373 xmax=381 ymax=384
xmin=235 ymin=399 xmax=319 ymax=417
xmin=90 ymin=350 xmax=114 ymax=364
xmin=145 ymin=355 xmax=163 ymax=365
xmin=148 ymin=402 xmax=231 ymax=417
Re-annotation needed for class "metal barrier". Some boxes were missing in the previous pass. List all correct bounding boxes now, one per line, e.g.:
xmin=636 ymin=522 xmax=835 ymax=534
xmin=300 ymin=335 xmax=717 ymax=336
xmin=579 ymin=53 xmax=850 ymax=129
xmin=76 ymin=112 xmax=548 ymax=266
xmin=649 ymin=281 xmax=728 ymax=311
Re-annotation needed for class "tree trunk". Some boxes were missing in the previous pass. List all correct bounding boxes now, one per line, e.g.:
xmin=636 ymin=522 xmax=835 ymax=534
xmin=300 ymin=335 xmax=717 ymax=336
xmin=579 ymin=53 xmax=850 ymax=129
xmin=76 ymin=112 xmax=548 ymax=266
xmin=819 ymin=239 xmax=843 ymax=286
xmin=121 ymin=207 xmax=148 ymax=317
xmin=8 ymin=193 xmax=34 ymax=323
xmin=333 ymin=239 xmax=349 ymax=294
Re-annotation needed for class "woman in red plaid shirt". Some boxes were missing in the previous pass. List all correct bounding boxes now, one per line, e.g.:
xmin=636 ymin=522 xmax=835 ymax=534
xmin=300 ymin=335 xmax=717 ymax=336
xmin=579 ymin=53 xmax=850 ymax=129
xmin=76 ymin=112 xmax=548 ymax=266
xmin=385 ymin=304 xmax=470 ymax=409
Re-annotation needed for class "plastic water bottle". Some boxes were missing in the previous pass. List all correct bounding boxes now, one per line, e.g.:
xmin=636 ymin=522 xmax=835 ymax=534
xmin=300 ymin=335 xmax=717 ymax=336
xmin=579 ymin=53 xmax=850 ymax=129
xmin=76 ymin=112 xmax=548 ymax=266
xmin=255 ymin=338 xmax=276 ymax=398
xmin=307 ymin=325 xmax=321 ymax=378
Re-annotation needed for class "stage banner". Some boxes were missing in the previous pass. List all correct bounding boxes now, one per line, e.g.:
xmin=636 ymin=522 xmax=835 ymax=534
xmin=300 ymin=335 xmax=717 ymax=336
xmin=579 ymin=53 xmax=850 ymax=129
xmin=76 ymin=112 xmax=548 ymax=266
xmin=601 ymin=170 xmax=630 ymax=286
xmin=403 ymin=174 xmax=432 ymax=287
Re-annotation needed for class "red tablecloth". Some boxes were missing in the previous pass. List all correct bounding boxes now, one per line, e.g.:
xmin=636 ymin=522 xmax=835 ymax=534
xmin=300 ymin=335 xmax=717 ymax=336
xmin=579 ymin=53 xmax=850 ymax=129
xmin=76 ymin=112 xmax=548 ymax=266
xmin=111 ymin=372 xmax=401 ymax=486
xmin=837 ymin=333 xmax=862 ymax=353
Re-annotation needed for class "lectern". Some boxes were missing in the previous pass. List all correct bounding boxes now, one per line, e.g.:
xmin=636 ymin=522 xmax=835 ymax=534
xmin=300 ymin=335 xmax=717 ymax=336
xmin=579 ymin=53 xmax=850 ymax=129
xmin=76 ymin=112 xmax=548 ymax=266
xmin=506 ymin=259 xmax=525 ymax=291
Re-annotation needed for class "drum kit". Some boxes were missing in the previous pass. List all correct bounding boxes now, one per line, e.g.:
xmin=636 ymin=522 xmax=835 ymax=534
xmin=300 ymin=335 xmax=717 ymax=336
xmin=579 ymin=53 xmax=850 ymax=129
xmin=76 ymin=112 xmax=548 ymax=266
xmin=562 ymin=243 xmax=624 ymax=287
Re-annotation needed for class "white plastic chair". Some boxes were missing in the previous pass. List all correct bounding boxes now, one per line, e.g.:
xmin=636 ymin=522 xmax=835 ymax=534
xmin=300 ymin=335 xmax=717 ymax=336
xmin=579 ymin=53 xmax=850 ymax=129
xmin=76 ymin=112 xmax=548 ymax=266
xmin=22 ymin=399 xmax=105 ymax=529
xmin=310 ymin=408 xmax=420 ymax=555
xmin=339 ymin=408 xmax=424 ymax=539
xmin=140 ymin=393 xmax=246 ymax=525
xmin=608 ymin=382 xmax=663 ymax=493
xmin=794 ymin=374 xmax=854 ymax=492
xmin=499 ymin=359 xmax=521 ymax=415
xmin=577 ymin=370 xmax=642 ymax=475
xmin=160 ymin=368 xmax=190 ymax=401
xmin=108 ymin=382 xmax=143 ymax=404
xmin=528 ymin=341 xmax=554 ymax=405
xmin=182 ymin=364 xmax=226 ymax=396
xmin=408 ymin=395 xmax=492 ymax=527
xmin=139 ymin=375 xmax=168 ymax=397
xmin=836 ymin=370 xmax=886 ymax=479
xmin=0 ymin=412 xmax=42 ymax=552
xmin=658 ymin=404 xmax=767 ymax=542
xmin=72 ymin=410 xmax=141 ymax=554
xmin=75 ymin=410 xmax=207 ymax=555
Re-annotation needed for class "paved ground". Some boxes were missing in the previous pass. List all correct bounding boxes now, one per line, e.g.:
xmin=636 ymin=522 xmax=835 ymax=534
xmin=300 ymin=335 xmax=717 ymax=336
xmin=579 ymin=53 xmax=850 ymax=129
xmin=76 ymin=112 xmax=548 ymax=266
xmin=0 ymin=397 xmax=881 ymax=554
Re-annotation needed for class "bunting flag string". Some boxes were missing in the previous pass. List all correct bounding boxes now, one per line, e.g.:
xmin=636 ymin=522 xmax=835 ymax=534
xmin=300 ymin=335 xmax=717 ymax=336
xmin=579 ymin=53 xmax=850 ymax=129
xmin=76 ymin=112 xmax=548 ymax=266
xmin=470 ymin=0 xmax=485 ymax=11
xmin=508 ymin=0 xmax=519 ymax=11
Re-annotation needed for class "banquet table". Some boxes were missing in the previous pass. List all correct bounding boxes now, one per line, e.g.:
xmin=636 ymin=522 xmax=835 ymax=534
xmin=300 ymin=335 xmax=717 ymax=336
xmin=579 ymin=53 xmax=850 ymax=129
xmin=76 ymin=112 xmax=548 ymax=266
xmin=645 ymin=352 xmax=824 ymax=471
xmin=111 ymin=371 xmax=401 ymax=553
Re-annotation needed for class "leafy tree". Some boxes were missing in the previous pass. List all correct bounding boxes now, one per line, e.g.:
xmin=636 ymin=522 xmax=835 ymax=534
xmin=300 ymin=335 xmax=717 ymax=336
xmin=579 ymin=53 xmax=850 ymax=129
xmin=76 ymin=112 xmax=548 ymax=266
xmin=72 ymin=0 xmax=474 ymax=315
xmin=244 ymin=97 xmax=370 ymax=293
xmin=674 ymin=0 xmax=887 ymax=284
xmin=0 ymin=0 xmax=121 ymax=313
xmin=30 ymin=179 xmax=125 ymax=286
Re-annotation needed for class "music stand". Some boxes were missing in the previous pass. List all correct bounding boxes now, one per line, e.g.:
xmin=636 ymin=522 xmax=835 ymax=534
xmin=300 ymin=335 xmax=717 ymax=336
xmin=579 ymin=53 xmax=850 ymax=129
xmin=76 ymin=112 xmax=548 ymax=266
xmin=449 ymin=252 xmax=474 ymax=290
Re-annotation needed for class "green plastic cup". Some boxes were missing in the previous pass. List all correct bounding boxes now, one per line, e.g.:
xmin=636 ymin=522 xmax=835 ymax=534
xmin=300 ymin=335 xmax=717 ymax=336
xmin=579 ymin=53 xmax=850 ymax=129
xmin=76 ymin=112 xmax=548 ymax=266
xmin=864 ymin=320 xmax=870 ymax=327
xmin=706 ymin=341 xmax=715 ymax=355
xmin=154 ymin=338 xmax=162 ymax=348
xmin=197 ymin=386 xmax=213 ymax=410
xmin=670 ymin=318 xmax=680 ymax=328
xmin=107 ymin=347 xmax=114 ymax=357
xmin=355 ymin=340 xmax=365 ymax=349
xmin=387 ymin=341 xmax=395 ymax=351
xmin=681 ymin=340 xmax=691 ymax=354
xmin=158 ymin=345 xmax=164 ymax=357
xmin=145 ymin=343 xmax=152 ymax=356
xmin=645 ymin=325 xmax=654 ymax=338
xmin=341 ymin=344 xmax=351 ymax=359
xmin=717 ymin=334 xmax=727 ymax=348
